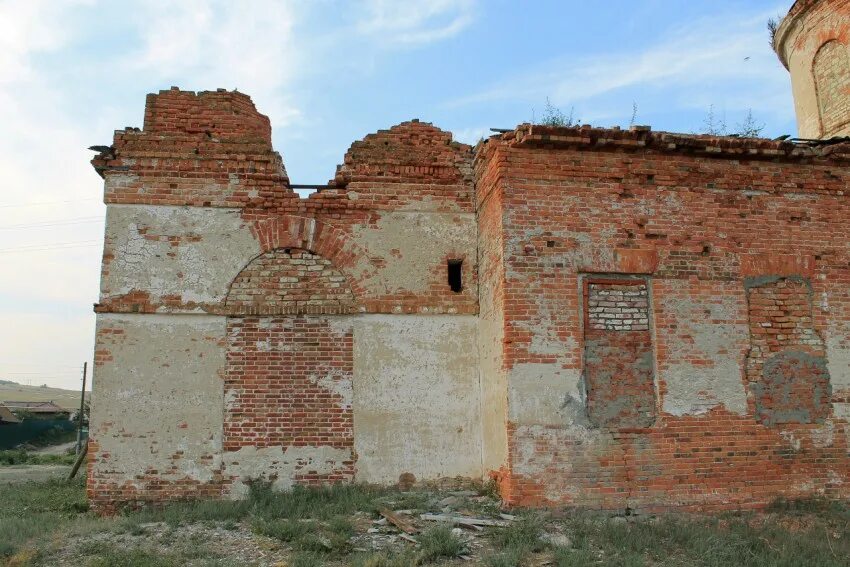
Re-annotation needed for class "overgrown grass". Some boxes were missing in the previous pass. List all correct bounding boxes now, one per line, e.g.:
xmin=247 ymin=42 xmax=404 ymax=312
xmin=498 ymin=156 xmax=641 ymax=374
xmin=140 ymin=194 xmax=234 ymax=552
xmin=549 ymin=505 xmax=850 ymax=567
xmin=350 ymin=549 xmax=420 ymax=567
xmin=417 ymin=525 xmax=466 ymax=563
xmin=252 ymin=515 xmax=354 ymax=556
xmin=75 ymin=540 xmax=238 ymax=567
xmin=3 ymin=474 xmax=849 ymax=567
xmin=485 ymin=513 xmax=546 ymax=566
xmin=0 ymin=449 xmax=76 ymax=466
xmin=0 ymin=475 xmax=88 ymax=559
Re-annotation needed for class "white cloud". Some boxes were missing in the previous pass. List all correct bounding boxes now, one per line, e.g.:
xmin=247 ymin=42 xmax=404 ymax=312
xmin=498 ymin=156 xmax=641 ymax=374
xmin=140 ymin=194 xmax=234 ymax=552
xmin=449 ymin=8 xmax=793 ymax=126
xmin=128 ymin=0 xmax=303 ymax=127
xmin=0 ymin=0 xmax=103 ymax=389
xmin=0 ymin=0 xmax=481 ymax=390
xmin=357 ymin=0 xmax=475 ymax=45
xmin=452 ymin=126 xmax=489 ymax=145
xmin=0 ymin=0 xmax=91 ymax=84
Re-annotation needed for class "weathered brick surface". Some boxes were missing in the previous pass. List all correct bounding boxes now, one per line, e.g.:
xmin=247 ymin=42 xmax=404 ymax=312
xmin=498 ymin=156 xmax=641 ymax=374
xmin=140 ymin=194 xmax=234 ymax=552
xmin=774 ymin=0 xmax=850 ymax=138
xmin=90 ymin=77 xmax=850 ymax=513
xmin=584 ymin=281 xmax=655 ymax=429
xmin=225 ymin=249 xmax=358 ymax=315
xmin=745 ymin=277 xmax=832 ymax=426
xmin=814 ymin=40 xmax=850 ymax=135
xmin=477 ymin=123 xmax=850 ymax=511
xmin=92 ymin=90 xmax=477 ymax=318
xmin=586 ymin=282 xmax=649 ymax=331
xmin=223 ymin=317 xmax=354 ymax=459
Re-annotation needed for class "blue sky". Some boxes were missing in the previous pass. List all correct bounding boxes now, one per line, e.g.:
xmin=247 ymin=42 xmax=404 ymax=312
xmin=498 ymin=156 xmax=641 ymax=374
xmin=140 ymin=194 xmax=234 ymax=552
xmin=0 ymin=0 xmax=795 ymax=390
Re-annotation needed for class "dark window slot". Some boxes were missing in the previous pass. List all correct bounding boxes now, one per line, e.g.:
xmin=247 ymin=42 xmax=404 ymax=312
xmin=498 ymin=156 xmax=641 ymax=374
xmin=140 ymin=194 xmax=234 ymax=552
xmin=447 ymin=259 xmax=463 ymax=293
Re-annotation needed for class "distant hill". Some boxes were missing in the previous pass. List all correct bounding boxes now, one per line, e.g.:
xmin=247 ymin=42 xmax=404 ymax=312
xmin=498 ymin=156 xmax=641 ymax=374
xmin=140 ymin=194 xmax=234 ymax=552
xmin=0 ymin=381 xmax=89 ymax=411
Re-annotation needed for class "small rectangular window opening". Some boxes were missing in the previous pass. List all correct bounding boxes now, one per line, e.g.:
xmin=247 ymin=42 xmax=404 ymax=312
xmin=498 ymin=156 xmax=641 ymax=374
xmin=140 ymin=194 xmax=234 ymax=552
xmin=447 ymin=259 xmax=463 ymax=293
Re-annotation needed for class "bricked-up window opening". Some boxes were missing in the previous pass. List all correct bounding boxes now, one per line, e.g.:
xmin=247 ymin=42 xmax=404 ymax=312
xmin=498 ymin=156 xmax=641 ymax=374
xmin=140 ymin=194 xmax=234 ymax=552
xmin=583 ymin=278 xmax=656 ymax=429
xmin=744 ymin=277 xmax=832 ymax=426
xmin=814 ymin=40 xmax=850 ymax=135
xmin=448 ymin=259 xmax=463 ymax=293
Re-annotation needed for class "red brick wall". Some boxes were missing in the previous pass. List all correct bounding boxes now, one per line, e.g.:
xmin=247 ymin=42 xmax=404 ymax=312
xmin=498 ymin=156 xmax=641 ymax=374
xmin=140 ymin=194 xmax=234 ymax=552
xmin=480 ymin=124 xmax=850 ymax=511
xmin=224 ymin=248 xmax=358 ymax=315
xmin=746 ymin=277 xmax=832 ymax=426
xmin=813 ymin=40 xmax=850 ymax=135
xmin=223 ymin=316 xmax=355 ymax=481
xmin=93 ymin=89 xmax=477 ymax=317
xmin=474 ymin=142 xmax=510 ymax=481
xmin=584 ymin=280 xmax=655 ymax=429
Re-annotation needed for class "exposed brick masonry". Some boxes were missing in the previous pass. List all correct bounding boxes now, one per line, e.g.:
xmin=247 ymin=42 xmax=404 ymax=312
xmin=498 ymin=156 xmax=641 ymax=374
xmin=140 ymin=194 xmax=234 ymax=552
xmin=479 ymin=122 xmax=850 ymax=511
xmin=223 ymin=317 xmax=354 ymax=457
xmin=89 ymin=68 xmax=850 ymax=513
xmin=746 ymin=277 xmax=832 ymax=426
xmin=587 ymin=282 xmax=649 ymax=331
xmin=225 ymin=249 xmax=358 ymax=315
xmin=584 ymin=280 xmax=656 ymax=429
xmin=814 ymin=40 xmax=850 ymax=135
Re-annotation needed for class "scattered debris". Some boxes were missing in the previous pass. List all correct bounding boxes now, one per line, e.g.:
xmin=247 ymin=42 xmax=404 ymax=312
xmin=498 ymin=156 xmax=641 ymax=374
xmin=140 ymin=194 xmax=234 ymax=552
xmin=379 ymin=508 xmax=418 ymax=535
xmin=420 ymin=513 xmax=510 ymax=528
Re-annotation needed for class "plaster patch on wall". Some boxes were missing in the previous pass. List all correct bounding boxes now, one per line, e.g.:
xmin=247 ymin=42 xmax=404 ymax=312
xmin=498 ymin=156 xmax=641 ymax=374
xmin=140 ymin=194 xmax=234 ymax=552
xmin=350 ymin=211 xmax=476 ymax=296
xmin=310 ymin=370 xmax=353 ymax=410
xmin=502 ymin=224 xmax=617 ymax=277
xmin=352 ymin=315 xmax=482 ymax=483
xmin=508 ymin=363 xmax=585 ymax=426
xmin=397 ymin=193 xmax=463 ymax=213
xmin=90 ymin=314 xmax=226 ymax=482
xmin=779 ymin=430 xmax=803 ymax=452
xmin=655 ymin=282 xmax=749 ymax=416
xmin=810 ymin=421 xmax=835 ymax=449
xmin=511 ymin=424 xmax=608 ymax=503
xmin=826 ymin=332 xmax=850 ymax=392
xmin=753 ymin=350 xmax=832 ymax=426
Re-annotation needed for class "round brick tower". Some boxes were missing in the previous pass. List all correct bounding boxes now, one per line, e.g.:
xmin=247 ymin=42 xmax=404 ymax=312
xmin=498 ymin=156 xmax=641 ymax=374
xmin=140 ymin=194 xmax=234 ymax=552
xmin=773 ymin=0 xmax=850 ymax=139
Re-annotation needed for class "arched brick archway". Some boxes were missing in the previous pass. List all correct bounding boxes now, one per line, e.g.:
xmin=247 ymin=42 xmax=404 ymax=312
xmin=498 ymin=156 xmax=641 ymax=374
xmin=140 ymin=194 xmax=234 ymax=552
xmin=224 ymin=247 xmax=360 ymax=315
xmin=221 ymin=216 xmax=362 ymax=487
xmin=243 ymin=215 xmax=373 ymax=300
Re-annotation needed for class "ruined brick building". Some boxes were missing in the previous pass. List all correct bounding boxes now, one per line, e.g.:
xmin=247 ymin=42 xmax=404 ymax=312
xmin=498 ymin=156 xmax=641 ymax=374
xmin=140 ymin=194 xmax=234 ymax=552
xmin=88 ymin=0 xmax=850 ymax=512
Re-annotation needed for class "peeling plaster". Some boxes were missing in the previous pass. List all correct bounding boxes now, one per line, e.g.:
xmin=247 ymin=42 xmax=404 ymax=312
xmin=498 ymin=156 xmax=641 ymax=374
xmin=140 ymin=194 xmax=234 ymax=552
xmin=102 ymin=205 xmax=260 ymax=309
xmin=350 ymin=212 xmax=476 ymax=295
xmin=90 ymin=314 xmax=226 ymax=483
xmin=508 ymin=364 xmax=586 ymax=426
xmin=310 ymin=371 xmax=353 ymax=411
xmin=826 ymin=332 xmax=850 ymax=392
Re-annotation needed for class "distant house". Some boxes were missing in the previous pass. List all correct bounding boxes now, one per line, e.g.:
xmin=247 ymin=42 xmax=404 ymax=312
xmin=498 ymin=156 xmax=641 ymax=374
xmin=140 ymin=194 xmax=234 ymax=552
xmin=2 ymin=401 xmax=71 ymax=421
xmin=0 ymin=403 xmax=21 ymax=424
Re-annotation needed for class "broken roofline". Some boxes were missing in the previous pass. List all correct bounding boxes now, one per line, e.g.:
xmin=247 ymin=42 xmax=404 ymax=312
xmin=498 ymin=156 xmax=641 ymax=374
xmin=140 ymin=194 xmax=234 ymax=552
xmin=478 ymin=123 xmax=850 ymax=163
xmin=90 ymin=87 xmax=850 ymax=197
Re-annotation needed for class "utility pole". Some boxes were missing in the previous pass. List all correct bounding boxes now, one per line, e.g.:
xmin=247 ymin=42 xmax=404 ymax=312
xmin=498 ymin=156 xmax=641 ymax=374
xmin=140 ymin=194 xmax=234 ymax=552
xmin=76 ymin=362 xmax=87 ymax=455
